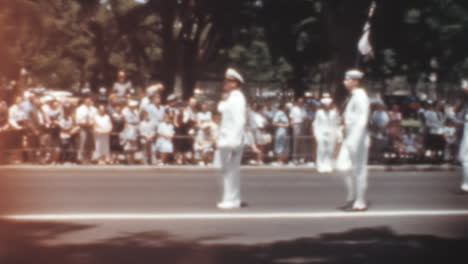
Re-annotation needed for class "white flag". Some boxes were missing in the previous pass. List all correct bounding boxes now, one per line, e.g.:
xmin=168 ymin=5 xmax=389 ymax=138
xmin=358 ymin=22 xmax=373 ymax=57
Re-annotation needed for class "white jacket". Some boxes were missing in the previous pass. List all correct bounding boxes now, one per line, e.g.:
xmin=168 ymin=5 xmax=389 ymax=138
xmin=343 ymin=88 xmax=370 ymax=154
xmin=313 ymin=108 xmax=340 ymax=141
xmin=217 ymin=89 xmax=247 ymax=148
xmin=94 ymin=114 xmax=113 ymax=134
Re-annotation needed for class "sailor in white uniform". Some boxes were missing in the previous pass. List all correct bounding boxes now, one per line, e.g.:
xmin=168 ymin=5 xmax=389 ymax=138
xmin=216 ymin=68 xmax=247 ymax=210
xmin=338 ymin=69 xmax=370 ymax=212
xmin=313 ymin=93 xmax=340 ymax=173
xmin=458 ymin=82 xmax=468 ymax=194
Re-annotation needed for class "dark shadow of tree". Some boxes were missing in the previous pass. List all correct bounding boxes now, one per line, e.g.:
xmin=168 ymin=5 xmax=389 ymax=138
xmin=0 ymin=220 xmax=467 ymax=264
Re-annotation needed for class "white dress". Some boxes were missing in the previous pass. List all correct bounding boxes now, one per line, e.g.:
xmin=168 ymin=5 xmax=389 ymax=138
xmin=155 ymin=122 xmax=175 ymax=153
xmin=94 ymin=114 xmax=113 ymax=158
xmin=120 ymin=107 xmax=140 ymax=151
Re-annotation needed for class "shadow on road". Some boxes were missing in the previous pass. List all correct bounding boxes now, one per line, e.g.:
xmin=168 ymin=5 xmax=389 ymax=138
xmin=0 ymin=220 xmax=467 ymax=264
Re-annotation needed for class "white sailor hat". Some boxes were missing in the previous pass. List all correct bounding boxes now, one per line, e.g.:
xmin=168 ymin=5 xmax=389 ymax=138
xmin=99 ymin=87 xmax=107 ymax=93
xmin=167 ymin=94 xmax=177 ymax=102
xmin=82 ymin=88 xmax=91 ymax=94
xmin=128 ymin=100 xmax=139 ymax=107
xmin=225 ymin=68 xmax=244 ymax=84
xmin=462 ymin=79 xmax=468 ymax=91
xmin=345 ymin=69 xmax=364 ymax=80
xmin=23 ymin=91 xmax=33 ymax=98
xmin=320 ymin=93 xmax=333 ymax=105
xmin=146 ymin=85 xmax=159 ymax=95
xmin=41 ymin=95 xmax=54 ymax=103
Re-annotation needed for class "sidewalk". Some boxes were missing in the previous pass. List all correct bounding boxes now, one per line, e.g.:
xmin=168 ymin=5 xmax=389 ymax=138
xmin=0 ymin=163 xmax=460 ymax=172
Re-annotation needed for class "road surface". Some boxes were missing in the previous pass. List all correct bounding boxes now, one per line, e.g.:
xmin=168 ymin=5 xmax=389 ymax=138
xmin=0 ymin=167 xmax=467 ymax=263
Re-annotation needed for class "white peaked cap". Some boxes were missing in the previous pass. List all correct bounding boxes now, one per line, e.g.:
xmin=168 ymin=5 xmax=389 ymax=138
xmin=225 ymin=68 xmax=244 ymax=84
xmin=345 ymin=69 xmax=364 ymax=80
xmin=146 ymin=85 xmax=159 ymax=95
xmin=23 ymin=91 xmax=33 ymax=98
xmin=167 ymin=94 xmax=177 ymax=101
xmin=462 ymin=79 xmax=468 ymax=91
xmin=128 ymin=100 xmax=139 ymax=107
xmin=41 ymin=95 xmax=54 ymax=103
xmin=320 ymin=93 xmax=333 ymax=105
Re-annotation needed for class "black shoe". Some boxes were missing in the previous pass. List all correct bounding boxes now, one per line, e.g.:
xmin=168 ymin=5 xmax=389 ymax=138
xmin=240 ymin=202 xmax=249 ymax=208
xmin=343 ymin=205 xmax=368 ymax=212
xmin=337 ymin=201 xmax=354 ymax=211
xmin=452 ymin=189 xmax=468 ymax=195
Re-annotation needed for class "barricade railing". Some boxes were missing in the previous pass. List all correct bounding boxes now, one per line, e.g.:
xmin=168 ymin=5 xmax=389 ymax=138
xmin=0 ymin=131 xmax=457 ymax=165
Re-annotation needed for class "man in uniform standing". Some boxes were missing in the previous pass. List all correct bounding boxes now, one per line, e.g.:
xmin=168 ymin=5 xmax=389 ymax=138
xmin=457 ymin=81 xmax=468 ymax=194
xmin=338 ymin=69 xmax=370 ymax=211
xmin=216 ymin=68 xmax=247 ymax=210
xmin=313 ymin=93 xmax=340 ymax=173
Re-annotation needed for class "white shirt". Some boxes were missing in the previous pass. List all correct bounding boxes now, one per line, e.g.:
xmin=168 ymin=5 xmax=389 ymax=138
xmin=183 ymin=107 xmax=197 ymax=124
xmin=217 ymin=89 xmax=247 ymax=148
xmin=197 ymin=111 xmax=212 ymax=124
xmin=8 ymin=104 xmax=26 ymax=128
xmin=253 ymin=112 xmax=267 ymax=129
xmin=113 ymin=81 xmax=132 ymax=97
xmin=122 ymin=107 xmax=140 ymax=125
xmin=142 ymin=104 xmax=165 ymax=126
xmin=289 ymin=105 xmax=306 ymax=124
xmin=313 ymin=108 xmax=340 ymax=140
xmin=343 ymin=88 xmax=370 ymax=153
xmin=139 ymin=120 xmax=157 ymax=138
xmin=94 ymin=114 xmax=113 ymax=134
xmin=76 ymin=105 xmax=97 ymax=125
xmin=158 ymin=122 xmax=175 ymax=137
xmin=59 ymin=116 xmax=75 ymax=139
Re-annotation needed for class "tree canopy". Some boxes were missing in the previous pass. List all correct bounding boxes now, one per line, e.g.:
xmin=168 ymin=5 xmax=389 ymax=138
xmin=1 ymin=0 xmax=468 ymax=100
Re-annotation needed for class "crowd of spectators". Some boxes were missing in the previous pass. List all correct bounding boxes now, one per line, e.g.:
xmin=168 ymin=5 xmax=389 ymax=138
xmin=0 ymin=70 xmax=466 ymax=166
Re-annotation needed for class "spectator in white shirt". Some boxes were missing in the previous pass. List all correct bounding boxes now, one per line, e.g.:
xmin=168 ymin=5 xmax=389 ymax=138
xmin=194 ymin=122 xmax=217 ymax=165
xmin=289 ymin=97 xmax=307 ymax=164
xmin=59 ymin=105 xmax=79 ymax=163
xmin=93 ymin=105 xmax=113 ymax=164
xmin=121 ymin=100 xmax=140 ymax=164
xmin=155 ymin=112 xmax=175 ymax=165
xmin=139 ymin=111 xmax=157 ymax=165
xmin=9 ymin=96 xmax=26 ymax=130
xmin=112 ymin=70 xmax=132 ymax=98
xmin=75 ymin=97 xmax=97 ymax=164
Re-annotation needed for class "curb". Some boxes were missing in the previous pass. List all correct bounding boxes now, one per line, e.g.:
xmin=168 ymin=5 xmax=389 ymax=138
xmin=0 ymin=164 xmax=460 ymax=172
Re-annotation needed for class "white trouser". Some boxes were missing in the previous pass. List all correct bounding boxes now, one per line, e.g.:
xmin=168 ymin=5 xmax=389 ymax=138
xmin=219 ymin=146 xmax=244 ymax=204
xmin=344 ymin=140 xmax=369 ymax=205
xmin=316 ymin=136 xmax=336 ymax=172
xmin=459 ymin=132 xmax=468 ymax=190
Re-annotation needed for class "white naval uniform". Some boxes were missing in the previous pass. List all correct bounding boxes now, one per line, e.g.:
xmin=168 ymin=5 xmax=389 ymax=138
xmin=459 ymin=109 xmax=468 ymax=191
xmin=217 ymin=89 xmax=247 ymax=207
xmin=313 ymin=108 xmax=340 ymax=173
xmin=339 ymin=88 xmax=370 ymax=207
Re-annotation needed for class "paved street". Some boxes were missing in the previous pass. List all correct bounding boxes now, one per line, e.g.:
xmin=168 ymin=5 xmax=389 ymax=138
xmin=1 ymin=167 xmax=468 ymax=263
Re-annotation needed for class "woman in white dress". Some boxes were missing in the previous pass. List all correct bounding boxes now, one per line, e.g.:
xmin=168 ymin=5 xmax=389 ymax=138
xmin=93 ymin=105 xmax=113 ymax=164
xmin=155 ymin=112 xmax=175 ymax=165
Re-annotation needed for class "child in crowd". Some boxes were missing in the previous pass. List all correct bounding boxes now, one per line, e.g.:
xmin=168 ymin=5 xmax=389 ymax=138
xmin=194 ymin=122 xmax=217 ymax=165
xmin=155 ymin=112 xmax=175 ymax=165
xmin=139 ymin=111 xmax=157 ymax=165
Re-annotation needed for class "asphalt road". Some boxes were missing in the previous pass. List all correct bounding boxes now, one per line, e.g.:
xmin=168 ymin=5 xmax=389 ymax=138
xmin=1 ymin=167 xmax=468 ymax=264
